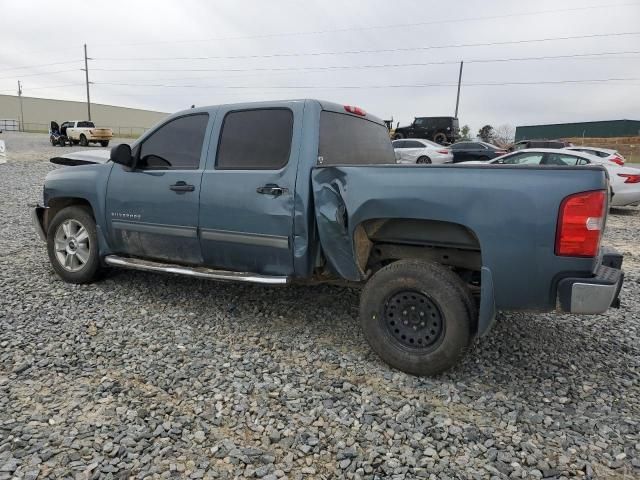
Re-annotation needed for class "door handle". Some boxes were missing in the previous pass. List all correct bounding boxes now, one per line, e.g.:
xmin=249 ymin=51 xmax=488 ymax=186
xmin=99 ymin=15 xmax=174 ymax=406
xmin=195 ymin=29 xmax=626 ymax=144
xmin=169 ymin=181 xmax=195 ymax=193
xmin=256 ymin=184 xmax=288 ymax=196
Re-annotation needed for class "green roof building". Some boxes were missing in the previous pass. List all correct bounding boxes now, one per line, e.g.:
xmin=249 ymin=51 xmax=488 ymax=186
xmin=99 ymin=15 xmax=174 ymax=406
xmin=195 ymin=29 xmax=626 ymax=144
xmin=515 ymin=120 xmax=640 ymax=141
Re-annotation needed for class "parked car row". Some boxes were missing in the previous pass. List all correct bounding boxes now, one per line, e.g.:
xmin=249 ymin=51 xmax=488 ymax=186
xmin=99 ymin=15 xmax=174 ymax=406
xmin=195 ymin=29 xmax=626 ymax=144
xmin=390 ymin=133 xmax=637 ymax=206
xmin=461 ymin=148 xmax=640 ymax=207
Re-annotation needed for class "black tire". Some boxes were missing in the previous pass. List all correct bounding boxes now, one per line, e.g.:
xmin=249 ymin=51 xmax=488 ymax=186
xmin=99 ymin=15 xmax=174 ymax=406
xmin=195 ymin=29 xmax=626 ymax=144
xmin=416 ymin=156 xmax=431 ymax=164
xmin=79 ymin=134 xmax=88 ymax=146
xmin=46 ymin=206 xmax=101 ymax=284
xmin=433 ymin=132 xmax=447 ymax=144
xmin=100 ymin=141 xmax=109 ymax=147
xmin=360 ymin=260 xmax=475 ymax=376
xmin=393 ymin=133 xmax=405 ymax=140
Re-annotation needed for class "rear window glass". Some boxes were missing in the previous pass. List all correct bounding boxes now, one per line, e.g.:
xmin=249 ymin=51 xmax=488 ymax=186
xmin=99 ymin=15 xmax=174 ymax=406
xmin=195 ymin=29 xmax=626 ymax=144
xmin=319 ymin=112 xmax=395 ymax=165
xmin=77 ymin=121 xmax=95 ymax=128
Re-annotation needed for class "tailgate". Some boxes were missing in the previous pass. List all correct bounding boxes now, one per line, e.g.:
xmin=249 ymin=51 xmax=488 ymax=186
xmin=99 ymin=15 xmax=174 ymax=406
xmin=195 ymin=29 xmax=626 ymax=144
xmin=90 ymin=128 xmax=112 ymax=137
xmin=311 ymin=164 xmax=609 ymax=311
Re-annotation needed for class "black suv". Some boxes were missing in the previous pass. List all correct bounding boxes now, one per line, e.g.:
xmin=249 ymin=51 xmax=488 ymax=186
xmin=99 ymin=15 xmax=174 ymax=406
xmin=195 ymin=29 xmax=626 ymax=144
xmin=393 ymin=116 xmax=459 ymax=144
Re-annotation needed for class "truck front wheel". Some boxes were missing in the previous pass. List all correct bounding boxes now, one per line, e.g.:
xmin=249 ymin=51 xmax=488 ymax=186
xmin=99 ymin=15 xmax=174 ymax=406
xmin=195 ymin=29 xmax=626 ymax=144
xmin=79 ymin=134 xmax=88 ymax=146
xmin=46 ymin=206 xmax=101 ymax=284
xmin=360 ymin=259 xmax=475 ymax=376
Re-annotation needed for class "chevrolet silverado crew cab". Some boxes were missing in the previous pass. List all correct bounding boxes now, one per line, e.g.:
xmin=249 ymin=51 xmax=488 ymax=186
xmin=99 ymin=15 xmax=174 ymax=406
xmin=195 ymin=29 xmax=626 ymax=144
xmin=65 ymin=120 xmax=113 ymax=147
xmin=32 ymin=99 xmax=624 ymax=376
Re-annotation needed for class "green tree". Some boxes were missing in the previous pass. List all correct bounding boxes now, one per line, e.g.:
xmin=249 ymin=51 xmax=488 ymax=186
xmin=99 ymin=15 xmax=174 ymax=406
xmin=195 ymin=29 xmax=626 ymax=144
xmin=460 ymin=125 xmax=471 ymax=140
xmin=478 ymin=125 xmax=494 ymax=142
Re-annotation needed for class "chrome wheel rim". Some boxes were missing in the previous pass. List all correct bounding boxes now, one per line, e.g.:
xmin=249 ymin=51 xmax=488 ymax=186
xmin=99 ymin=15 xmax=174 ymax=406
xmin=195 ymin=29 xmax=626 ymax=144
xmin=54 ymin=219 xmax=90 ymax=272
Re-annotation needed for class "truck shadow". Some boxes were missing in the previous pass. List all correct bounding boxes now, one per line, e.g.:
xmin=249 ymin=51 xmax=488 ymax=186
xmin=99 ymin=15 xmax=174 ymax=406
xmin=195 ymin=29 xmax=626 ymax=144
xmin=102 ymin=267 xmax=636 ymax=396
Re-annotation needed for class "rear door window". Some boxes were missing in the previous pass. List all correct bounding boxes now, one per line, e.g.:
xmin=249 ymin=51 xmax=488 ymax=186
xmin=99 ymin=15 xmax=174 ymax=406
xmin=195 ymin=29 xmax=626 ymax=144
xmin=544 ymin=153 xmax=585 ymax=166
xmin=319 ymin=111 xmax=395 ymax=165
xmin=216 ymin=109 xmax=293 ymax=170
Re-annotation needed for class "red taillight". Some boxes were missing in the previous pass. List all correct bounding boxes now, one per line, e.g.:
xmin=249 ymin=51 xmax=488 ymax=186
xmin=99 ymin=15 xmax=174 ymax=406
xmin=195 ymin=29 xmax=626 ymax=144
xmin=610 ymin=155 xmax=624 ymax=166
xmin=556 ymin=190 xmax=606 ymax=257
xmin=344 ymin=105 xmax=366 ymax=116
xmin=618 ymin=173 xmax=640 ymax=183
xmin=437 ymin=150 xmax=449 ymax=154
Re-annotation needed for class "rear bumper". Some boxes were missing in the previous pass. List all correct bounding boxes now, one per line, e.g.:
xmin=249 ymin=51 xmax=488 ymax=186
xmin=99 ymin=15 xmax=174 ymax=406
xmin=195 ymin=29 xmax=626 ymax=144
xmin=31 ymin=205 xmax=47 ymax=241
xmin=557 ymin=249 xmax=624 ymax=314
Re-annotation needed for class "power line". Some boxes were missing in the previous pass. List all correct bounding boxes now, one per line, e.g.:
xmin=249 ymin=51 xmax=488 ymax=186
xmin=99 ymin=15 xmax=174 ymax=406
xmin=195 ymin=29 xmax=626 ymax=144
xmin=94 ymin=31 xmax=640 ymax=62
xmin=94 ymin=78 xmax=640 ymax=90
xmin=0 ymin=69 xmax=80 ymax=81
xmin=88 ymin=50 xmax=640 ymax=75
xmin=92 ymin=1 xmax=638 ymax=47
xmin=0 ymin=60 xmax=83 ymax=73
xmin=0 ymin=83 xmax=85 ymax=94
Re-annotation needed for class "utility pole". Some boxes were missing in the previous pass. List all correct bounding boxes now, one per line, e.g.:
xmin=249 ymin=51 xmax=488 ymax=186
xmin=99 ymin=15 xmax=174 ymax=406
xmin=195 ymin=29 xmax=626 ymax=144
xmin=17 ymin=81 xmax=24 ymax=132
xmin=82 ymin=44 xmax=92 ymax=121
xmin=454 ymin=61 xmax=464 ymax=119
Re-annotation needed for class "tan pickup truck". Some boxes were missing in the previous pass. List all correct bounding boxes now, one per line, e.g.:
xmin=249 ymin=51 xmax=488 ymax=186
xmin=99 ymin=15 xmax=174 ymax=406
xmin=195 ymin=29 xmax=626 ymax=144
xmin=64 ymin=120 xmax=112 ymax=147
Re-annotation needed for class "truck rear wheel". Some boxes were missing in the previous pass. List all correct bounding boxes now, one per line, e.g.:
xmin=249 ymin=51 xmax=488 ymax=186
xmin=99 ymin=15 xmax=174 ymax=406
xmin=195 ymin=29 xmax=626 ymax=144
xmin=360 ymin=259 xmax=475 ymax=376
xmin=100 ymin=141 xmax=109 ymax=147
xmin=46 ymin=206 xmax=101 ymax=284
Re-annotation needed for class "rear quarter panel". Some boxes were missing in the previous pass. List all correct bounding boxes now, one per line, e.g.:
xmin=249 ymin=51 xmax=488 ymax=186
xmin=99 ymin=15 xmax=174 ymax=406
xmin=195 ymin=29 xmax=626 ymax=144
xmin=311 ymin=164 xmax=608 ymax=311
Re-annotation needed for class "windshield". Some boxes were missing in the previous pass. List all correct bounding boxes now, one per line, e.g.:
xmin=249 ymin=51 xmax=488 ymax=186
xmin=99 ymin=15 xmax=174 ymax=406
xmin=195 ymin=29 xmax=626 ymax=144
xmin=318 ymin=111 xmax=396 ymax=165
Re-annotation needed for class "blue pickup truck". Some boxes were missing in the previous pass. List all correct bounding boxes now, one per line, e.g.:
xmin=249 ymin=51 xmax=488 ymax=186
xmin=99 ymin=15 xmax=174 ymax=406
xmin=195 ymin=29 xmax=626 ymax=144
xmin=32 ymin=99 xmax=624 ymax=376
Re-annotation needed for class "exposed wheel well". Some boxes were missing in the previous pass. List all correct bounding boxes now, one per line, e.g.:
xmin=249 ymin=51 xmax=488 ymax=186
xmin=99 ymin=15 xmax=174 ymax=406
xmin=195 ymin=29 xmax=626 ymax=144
xmin=354 ymin=218 xmax=482 ymax=334
xmin=354 ymin=217 xmax=482 ymax=274
xmin=44 ymin=197 xmax=94 ymax=233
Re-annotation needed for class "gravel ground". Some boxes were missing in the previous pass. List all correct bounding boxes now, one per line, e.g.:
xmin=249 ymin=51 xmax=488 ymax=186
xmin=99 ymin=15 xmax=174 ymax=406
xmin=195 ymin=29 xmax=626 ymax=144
xmin=0 ymin=132 xmax=638 ymax=479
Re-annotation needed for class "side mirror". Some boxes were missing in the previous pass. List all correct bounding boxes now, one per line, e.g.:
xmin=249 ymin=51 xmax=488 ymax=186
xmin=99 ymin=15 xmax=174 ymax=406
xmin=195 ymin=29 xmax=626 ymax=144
xmin=110 ymin=143 xmax=133 ymax=167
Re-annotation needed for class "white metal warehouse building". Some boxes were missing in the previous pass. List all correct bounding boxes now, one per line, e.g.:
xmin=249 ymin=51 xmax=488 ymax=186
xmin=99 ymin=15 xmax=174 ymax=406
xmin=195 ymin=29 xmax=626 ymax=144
xmin=0 ymin=94 xmax=168 ymax=137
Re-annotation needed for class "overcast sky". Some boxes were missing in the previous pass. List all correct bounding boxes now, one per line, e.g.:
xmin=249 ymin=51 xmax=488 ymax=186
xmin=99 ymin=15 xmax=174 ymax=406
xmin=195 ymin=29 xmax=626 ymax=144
xmin=1 ymin=0 xmax=639 ymax=133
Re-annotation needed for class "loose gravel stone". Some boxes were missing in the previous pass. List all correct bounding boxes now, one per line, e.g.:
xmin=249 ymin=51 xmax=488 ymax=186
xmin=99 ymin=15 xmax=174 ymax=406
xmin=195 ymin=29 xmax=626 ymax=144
xmin=0 ymin=131 xmax=639 ymax=478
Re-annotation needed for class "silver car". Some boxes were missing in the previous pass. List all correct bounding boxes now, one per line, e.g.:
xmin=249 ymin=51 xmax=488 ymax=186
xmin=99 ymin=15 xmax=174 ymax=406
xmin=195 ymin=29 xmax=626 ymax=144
xmin=392 ymin=138 xmax=453 ymax=164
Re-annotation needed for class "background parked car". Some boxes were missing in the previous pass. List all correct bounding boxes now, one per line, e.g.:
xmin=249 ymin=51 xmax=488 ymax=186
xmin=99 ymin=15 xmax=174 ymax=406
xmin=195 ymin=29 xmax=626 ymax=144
xmin=509 ymin=139 xmax=572 ymax=151
xmin=392 ymin=138 xmax=453 ymax=164
xmin=465 ymin=148 xmax=640 ymax=207
xmin=450 ymin=141 xmax=507 ymax=162
xmin=565 ymin=146 xmax=626 ymax=166
xmin=392 ymin=116 xmax=459 ymax=144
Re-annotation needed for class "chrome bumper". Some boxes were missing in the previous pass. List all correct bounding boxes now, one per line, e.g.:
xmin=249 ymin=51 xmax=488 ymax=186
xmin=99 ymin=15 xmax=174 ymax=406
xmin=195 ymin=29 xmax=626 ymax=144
xmin=31 ymin=205 xmax=47 ymax=241
xmin=557 ymin=249 xmax=624 ymax=314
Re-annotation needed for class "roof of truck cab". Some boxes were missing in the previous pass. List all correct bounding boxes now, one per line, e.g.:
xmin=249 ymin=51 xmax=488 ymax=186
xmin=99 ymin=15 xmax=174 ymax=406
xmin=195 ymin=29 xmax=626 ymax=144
xmin=171 ymin=99 xmax=385 ymax=126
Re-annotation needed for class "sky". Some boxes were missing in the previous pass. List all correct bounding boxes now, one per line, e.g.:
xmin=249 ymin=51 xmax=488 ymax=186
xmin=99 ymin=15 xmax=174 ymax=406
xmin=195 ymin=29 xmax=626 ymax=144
xmin=1 ymin=0 xmax=639 ymax=134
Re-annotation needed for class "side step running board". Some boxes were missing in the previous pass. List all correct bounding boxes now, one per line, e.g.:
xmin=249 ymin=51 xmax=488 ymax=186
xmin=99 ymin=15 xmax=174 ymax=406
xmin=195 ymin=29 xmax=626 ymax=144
xmin=104 ymin=255 xmax=289 ymax=285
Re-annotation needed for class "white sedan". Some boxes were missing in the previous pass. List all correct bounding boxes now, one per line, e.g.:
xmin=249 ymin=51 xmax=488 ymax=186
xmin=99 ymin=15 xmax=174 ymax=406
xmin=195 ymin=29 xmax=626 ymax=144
xmin=462 ymin=148 xmax=640 ymax=207
xmin=565 ymin=146 xmax=626 ymax=166
xmin=392 ymin=138 xmax=453 ymax=164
